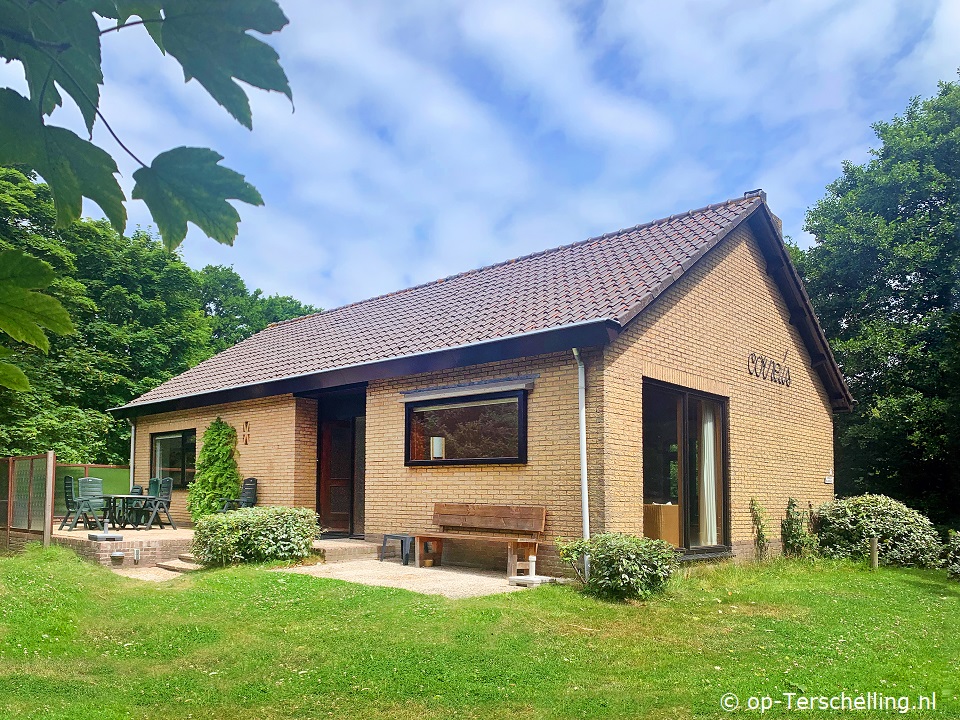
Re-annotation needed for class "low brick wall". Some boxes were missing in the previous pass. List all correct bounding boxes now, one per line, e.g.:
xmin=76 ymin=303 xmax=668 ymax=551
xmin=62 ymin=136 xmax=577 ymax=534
xmin=51 ymin=534 xmax=193 ymax=568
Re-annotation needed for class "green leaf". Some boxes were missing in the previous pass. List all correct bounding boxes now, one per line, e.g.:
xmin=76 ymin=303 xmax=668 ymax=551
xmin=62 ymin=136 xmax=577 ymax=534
xmin=0 ymin=0 xmax=104 ymax=132
xmin=0 ymin=360 xmax=30 ymax=391
xmin=132 ymin=146 xmax=263 ymax=250
xmin=95 ymin=1 xmax=166 ymax=50
xmin=160 ymin=0 xmax=292 ymax=129
xmin=0 ymin=248 xmax=75 ymax=352
xmin=0 ymin=88 xmax=126 ymax=231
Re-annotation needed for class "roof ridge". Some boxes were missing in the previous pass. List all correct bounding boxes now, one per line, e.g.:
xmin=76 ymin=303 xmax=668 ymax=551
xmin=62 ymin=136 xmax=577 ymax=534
xmin=265 ymin=193 xmax=763 ymax=330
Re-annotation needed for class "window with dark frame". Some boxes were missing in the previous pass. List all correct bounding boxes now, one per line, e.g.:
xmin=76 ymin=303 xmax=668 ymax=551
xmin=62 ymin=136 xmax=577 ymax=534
xmin=642 ymin=380 xmax=728 ymax=553
xmin=405 ymin=390 xmax=527 ymax=465
xmin=151 ymin=429 xmax=196 ymax=490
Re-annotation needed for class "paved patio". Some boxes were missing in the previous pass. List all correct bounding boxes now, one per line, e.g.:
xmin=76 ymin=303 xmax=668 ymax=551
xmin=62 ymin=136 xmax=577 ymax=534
xmin=277 ymin=558 xmax=528 ymax=599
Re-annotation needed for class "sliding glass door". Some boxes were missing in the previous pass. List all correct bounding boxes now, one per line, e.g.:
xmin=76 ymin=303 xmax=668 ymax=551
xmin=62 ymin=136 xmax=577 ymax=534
xmin=642 ymin=381 xmax=726 ymax=551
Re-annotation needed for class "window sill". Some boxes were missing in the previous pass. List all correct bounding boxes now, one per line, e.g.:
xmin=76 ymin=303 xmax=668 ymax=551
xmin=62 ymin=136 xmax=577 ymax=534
xmin=678 ymin=547 xmax=734 ymax=563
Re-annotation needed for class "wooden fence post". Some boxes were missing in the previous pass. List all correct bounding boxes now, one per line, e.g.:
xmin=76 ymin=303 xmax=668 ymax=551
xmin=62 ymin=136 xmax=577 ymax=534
xmin=43 ymin=451 xmax=55 ymax=547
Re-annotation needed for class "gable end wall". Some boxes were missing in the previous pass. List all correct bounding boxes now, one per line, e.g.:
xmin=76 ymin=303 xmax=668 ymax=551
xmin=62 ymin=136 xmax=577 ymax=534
xmin=602 ymin=222 xmax=835 ymax=556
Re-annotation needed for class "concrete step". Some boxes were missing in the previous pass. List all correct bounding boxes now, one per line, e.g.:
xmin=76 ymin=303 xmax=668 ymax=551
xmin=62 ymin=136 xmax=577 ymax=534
xmin=179 ymin=552 xmax=197 ymax=563
xmin=156 ymin=558 xmax=204 ymax=573
xmin=314 ymin=539 xmax=381 ymax=563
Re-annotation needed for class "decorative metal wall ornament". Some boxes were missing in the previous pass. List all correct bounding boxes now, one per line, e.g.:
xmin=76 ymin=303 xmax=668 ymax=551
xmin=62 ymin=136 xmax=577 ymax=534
xmin=747 ymin=350 xmax=792 ymax=387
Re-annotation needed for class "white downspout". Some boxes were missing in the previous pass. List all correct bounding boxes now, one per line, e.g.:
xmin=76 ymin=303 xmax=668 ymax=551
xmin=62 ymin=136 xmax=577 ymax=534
xmin=127 ymin=419 xmax=136 ymax=491
xmin=572 ymin=348 xmax=591 ymax=580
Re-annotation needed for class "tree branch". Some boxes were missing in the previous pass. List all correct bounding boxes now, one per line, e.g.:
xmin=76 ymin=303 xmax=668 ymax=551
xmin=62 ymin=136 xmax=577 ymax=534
xmin=99 ymin=19 xmax=164 ymax=37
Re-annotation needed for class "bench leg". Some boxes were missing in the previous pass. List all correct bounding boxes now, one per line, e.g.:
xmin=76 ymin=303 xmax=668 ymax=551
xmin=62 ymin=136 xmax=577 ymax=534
xmin=415 ymin=537 xmax=443 ymax=567
xmin=508 ymin=542 xmax=538 ymax=576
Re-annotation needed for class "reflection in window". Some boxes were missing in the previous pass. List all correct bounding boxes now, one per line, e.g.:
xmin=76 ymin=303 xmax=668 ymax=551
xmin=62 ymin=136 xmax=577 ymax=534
xmin=406 ymin=392 xmax=526 ymax=464
xmin=152 ymin=430 xmax=196 ymax=490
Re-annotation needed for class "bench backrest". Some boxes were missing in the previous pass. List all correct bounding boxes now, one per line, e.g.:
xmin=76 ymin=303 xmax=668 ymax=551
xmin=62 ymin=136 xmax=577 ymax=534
xmin=433 ymin=503 xmax=546 ymax=534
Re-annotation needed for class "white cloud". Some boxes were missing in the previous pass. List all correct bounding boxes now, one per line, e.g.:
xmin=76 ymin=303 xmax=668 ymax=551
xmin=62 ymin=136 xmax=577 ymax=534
xmin=7 ymin=1 xmax=959 ymax=306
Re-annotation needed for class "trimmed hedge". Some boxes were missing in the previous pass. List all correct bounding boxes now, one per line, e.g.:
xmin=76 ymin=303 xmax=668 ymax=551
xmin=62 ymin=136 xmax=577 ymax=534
xmin=193 ymin=506 xmax=319 ymax=565
xmin=947 ymin=531 xmax=960 ymax=580
xmin=813 ymin=494 xmax=942 ymax=568
xmin=557 ymin=532 xmax=678 ymax=601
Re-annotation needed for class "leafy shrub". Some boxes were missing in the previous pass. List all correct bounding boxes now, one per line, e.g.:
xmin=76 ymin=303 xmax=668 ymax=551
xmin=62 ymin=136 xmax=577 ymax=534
xmin=946 ymin=531 xmax=960 ymax=580
xmin=557 ymin=533 xmax=677 ymax=601
xmin=193 ymin=506 xmax=319 ymax=565
xmin=781 ymin=498 xmax=819 ymax=558
xmin=187 ymin=417 xmax=242 ymax=521
xmin=812 ymin=494 xmax=943 ymax=568
xmin=750 ymin=498 xmax=769 ymax=560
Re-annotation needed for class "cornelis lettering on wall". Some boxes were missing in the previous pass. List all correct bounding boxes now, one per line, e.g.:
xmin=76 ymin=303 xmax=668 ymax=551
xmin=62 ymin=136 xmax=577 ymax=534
xmin=747 ymin=350 xmax=792 ymax=387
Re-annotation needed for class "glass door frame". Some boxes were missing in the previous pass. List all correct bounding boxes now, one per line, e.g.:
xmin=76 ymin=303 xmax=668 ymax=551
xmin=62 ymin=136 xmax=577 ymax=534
xmin=643 ymin=378 xmax=731 ymax=553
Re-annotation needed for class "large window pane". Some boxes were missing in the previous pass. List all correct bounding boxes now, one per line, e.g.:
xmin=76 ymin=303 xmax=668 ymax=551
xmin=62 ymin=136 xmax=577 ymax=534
xmin=643 ymin=382 xmax=726 ymax=551
xmin=152 ymin=430 xmax=196 ymax=490
xmin=407 ymin=393 xmax=524 ymax=463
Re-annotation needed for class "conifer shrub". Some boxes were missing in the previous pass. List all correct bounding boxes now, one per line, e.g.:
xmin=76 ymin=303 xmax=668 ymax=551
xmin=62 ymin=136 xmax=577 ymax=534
xmin=187 ymin=417 xmax=242 ymax=521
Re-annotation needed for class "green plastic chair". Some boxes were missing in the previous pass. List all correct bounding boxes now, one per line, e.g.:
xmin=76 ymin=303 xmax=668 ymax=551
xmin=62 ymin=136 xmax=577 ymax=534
xmin=143 ymin=477 xmax=177 ymax=530
xmin=75 ymin=477 xmax=107 ymax=531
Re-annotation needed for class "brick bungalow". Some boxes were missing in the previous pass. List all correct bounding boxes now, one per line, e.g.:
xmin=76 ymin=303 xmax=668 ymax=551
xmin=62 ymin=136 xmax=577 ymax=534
xmin=113 ymin=191 xmax=853 ymax=568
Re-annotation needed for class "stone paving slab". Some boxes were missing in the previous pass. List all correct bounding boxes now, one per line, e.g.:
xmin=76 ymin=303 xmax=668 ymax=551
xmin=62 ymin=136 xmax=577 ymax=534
xmin=277 ymin=558 xmax=528 ymax=599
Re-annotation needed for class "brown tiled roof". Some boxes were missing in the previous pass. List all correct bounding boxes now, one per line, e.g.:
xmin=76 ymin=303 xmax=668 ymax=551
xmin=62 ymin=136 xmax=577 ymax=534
xmin=120 ymin=193 xmax=850 ymax=413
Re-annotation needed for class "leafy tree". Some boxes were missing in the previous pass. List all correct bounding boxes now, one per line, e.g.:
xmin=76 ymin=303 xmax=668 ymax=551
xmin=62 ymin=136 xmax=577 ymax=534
xmin=799 ymin=78 xmax=960 ymax=526
xmin=0 ymin=168 xmax=313 ymax=463
xmin=187 ymin=417 xmax=242 ymax=521
xmin=0 ymin=1 xmax=292 ymax=388
xmin=198 ymin=264 xmax=317 ymax=354
xmin=0 ymin=166 xmax=211 ymax=461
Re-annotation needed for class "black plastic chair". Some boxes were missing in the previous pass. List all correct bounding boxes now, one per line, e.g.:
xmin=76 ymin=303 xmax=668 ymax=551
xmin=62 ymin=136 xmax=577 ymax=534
xmin=217 ymin=477 xmax=257 ymax=512
xmin=142 ymin=477 xmax=177 ymax=530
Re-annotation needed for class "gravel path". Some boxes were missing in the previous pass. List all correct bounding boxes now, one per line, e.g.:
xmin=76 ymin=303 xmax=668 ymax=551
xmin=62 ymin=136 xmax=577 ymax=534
xmin=277 ymin=558 xmax=527 ymax=599
xmin=112 ymin=566 xmax=182 ymax=582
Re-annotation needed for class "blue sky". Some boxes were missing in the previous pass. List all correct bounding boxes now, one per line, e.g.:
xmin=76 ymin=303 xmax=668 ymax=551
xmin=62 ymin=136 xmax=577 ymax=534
xmin=3 ymin=1 xmax=959 ymax=310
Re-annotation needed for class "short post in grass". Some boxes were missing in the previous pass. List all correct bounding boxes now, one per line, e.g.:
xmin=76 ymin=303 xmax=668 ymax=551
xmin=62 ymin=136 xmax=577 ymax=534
xmin=870 ymin=536 xmax=879 ymax=569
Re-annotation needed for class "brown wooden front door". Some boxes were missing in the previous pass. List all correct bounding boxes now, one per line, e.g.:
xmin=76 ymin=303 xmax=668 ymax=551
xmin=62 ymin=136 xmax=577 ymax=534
xmin=319 ymin=419 xmax=354 ymax=533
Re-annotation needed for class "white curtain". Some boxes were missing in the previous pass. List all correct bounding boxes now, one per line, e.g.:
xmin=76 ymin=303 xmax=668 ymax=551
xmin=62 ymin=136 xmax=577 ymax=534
xmin=698 ymin=403 xmax=718 ymax=546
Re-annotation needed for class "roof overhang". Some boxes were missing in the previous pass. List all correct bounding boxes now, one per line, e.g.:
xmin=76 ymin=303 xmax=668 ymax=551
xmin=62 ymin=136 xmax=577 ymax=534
xmin=111 ymin=318 xmax=621 ymax=419
xmin=745 ymin=204 xmax=854 ymax=412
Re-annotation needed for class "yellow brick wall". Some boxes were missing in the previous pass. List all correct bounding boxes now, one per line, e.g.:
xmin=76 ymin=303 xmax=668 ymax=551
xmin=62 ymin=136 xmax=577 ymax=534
xmin=602 ymin=223 xmax=836 ymax=556
xmin=364 ymin=350 xmax=603 ymax=566
xmin=132 ymin=395 xmax=317 ymax=525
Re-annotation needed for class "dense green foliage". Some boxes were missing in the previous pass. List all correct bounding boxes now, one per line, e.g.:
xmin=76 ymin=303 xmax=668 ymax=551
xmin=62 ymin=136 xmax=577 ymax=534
xmin=197 ymin=264 xmax=318 ymax=355
xmin=0 ymin=1 xmax=291 ymax=389
xmin=946 ymin=531 xmax=960 ymax=580
xmin=0 ymin=168 xmax=316 ymax=463
xmin=798 ymin=79 xmax=960 ymax=526
xmin=2 ymin=545 xmax=959 ymax=718
xmin=813 ymin=494 xmax=944 ymax=568
xmin=193 ymin=506 xmax=318 ymax=565
xmin=186 ymin=417 xmax=242 ymax=520
xmin=557 ymin=532 xmax=677 ymax=600
xmin=781 ymin=497 xmax=819 ymax=558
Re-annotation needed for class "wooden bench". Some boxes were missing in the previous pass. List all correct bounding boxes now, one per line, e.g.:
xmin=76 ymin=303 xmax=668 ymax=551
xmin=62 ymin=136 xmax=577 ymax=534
xmin=414 ymin=503 xmax=547 ymax=576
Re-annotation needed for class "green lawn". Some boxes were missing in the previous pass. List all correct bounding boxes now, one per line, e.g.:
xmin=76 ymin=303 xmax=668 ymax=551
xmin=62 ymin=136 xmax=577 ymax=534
xmin=0 ymin=545 xmax=958 ymax=719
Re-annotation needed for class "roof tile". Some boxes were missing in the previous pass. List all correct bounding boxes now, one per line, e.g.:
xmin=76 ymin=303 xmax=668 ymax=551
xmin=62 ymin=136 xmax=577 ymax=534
xmin=124 ymin=195 xmax=761 ymax=408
